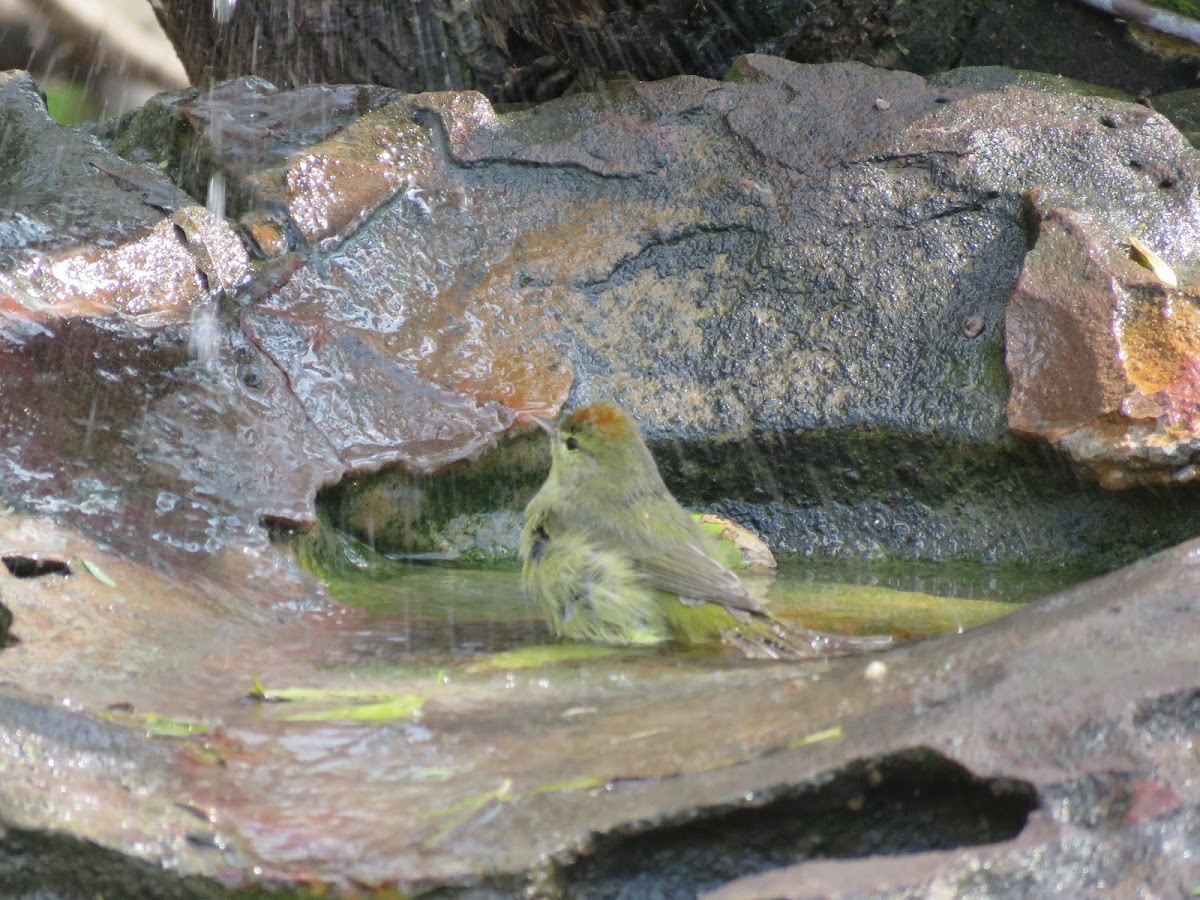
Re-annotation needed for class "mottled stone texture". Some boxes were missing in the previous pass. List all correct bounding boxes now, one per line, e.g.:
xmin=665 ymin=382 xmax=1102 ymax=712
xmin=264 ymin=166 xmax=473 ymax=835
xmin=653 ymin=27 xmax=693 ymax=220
xmin=241 ymin=59 xmax=1200 ymax=567
xmin=1009 ymin=205 xmax=1200 ymax=489
xmin=2 ymin=51 xmax=1200 ymax=897
xmin=1 ymin=513 xmax=1199 ymax=895
xmin=0 ymin=71 xmax=560 ymax=591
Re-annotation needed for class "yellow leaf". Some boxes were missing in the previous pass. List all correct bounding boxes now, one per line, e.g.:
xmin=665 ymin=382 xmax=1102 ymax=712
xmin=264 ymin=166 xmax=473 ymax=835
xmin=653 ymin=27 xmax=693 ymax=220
xmin=1129 ymin=234 xmax=1178 ymax=287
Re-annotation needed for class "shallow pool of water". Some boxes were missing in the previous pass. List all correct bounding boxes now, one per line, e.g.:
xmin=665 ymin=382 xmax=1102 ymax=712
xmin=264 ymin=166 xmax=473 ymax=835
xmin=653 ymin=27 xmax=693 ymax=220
xmin=320 ymin=557 xmax=1097 ymax=660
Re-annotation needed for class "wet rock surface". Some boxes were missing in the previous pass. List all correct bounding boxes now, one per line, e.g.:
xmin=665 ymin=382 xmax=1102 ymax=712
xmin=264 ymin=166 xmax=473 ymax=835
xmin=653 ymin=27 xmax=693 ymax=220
xmin=0 ymin=70 xmax=554 ymax=594
xmin=0 ymin=514 xmax=1198 ymax=895
xmin=1008 ymin=203 xmax=1200 ymax=489
xmin=0 ymin=317 xmax=335 ymax=574
xmin=0 ymin=73 xmax=334 ymax=601
xmin=1 ymin=50 xmax=1200 ymax=896
xmin=267 ymin=58 xmax=1200 ymax=567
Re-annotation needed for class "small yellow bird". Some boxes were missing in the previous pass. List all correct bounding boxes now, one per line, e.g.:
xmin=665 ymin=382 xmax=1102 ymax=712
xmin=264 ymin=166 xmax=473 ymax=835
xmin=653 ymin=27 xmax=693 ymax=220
xmin=520 ymin=402 xmax=891 ymax=658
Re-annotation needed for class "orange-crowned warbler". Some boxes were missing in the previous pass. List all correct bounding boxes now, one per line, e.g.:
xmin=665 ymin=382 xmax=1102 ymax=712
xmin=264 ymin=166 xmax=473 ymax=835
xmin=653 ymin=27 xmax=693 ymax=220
xmin=520 ymin=402 xmax=891 ymax=658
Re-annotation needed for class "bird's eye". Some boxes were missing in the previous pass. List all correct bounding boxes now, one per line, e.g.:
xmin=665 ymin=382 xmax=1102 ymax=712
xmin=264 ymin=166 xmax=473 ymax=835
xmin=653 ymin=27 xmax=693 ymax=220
xmin=564 ymin=436 xmax=581 ymax=451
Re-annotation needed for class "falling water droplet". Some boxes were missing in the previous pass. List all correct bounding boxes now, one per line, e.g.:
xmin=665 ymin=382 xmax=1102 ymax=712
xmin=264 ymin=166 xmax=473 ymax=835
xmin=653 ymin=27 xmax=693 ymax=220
xmin=187 ymin=172 xmax=228 ymax=371
xmin=212 ymin=0 xmax=239 ymax=26
xmin=206 ymin=172 xmax=226 ymax=219
xmin=81 ymin=395 xmax=99 ymax=456
xmin=189 ymin=299 xmax=220 ymax=372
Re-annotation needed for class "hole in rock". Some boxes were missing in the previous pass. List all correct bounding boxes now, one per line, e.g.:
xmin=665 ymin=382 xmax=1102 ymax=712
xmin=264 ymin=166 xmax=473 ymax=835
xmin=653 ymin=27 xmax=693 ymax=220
xmin=2 ymin=556 xmax=71 ymax=578
xmin=553 ymin=747 xmax=1038 ymax=898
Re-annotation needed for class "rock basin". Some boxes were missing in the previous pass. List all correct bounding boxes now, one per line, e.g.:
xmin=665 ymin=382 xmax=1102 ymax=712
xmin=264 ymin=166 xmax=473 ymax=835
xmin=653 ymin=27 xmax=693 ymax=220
xmin=0 ymin=52 xmax=1199 ymax=895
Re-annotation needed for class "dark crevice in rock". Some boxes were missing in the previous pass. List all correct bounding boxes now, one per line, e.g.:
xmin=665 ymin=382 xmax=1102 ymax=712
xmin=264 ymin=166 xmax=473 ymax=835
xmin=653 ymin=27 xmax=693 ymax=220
xmin=2 ymin=555 xmax=71 ymax=578
xmin=577 ymin=225 xmax=762 ymax=291
xmin=0 ymin=826 xmax=226 ymax=899
xmin=0 ymin=598 xmax=12 ymax=647
xmin=925 ymin=200 xmax=991 ymax=223
xmin=418 ymin=872 xmax=538 ymax=900
xmin=863 ymin=148 xmax=974 ymax=167
xmin=450 ymin=152 xmax=649 ymax=179
xmin=550 ymin=748 xmax=1039 ymax=899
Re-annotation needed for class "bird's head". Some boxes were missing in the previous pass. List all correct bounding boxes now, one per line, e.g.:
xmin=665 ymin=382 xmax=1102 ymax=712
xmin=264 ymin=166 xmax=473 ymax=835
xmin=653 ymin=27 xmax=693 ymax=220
xmin=533 ymin=402 xmax=657 ymax=494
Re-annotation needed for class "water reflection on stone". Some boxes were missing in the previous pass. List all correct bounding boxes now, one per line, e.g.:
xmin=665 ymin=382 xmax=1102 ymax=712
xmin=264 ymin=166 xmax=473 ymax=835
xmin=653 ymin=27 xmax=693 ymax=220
xmin=318 ymin=558 xmax=1087 ymax=660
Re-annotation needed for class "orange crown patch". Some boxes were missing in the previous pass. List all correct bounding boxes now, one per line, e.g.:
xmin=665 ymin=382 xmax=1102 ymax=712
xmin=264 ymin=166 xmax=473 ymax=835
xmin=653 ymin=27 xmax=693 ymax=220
xmin=561 ymin=402 xmax=639 ymax=439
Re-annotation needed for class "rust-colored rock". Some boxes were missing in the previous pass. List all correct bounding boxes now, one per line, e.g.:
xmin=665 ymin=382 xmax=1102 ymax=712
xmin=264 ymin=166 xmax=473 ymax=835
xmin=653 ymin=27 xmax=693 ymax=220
xmin=240 ymin=88 xmax=575 ymax=435
xmin=2 ymin=207 xmax=248 ymax=322
xmin=0 ymin=318 xmax=342 ymax=579
xmin=1007 ymin=205 xmax=1200 ymax=488
xmin=0 ymin=71 xmax=567 ymax=587
xmin=241 ymin=309 xmax=522 ymax=473
xmin=0 ymin=72 xmax=350 ymax=586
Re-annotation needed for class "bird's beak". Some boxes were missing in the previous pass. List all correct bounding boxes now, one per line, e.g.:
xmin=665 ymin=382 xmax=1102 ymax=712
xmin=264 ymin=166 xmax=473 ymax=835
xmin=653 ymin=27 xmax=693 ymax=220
xmin=513 ymin=408 xmax=558 ymax=434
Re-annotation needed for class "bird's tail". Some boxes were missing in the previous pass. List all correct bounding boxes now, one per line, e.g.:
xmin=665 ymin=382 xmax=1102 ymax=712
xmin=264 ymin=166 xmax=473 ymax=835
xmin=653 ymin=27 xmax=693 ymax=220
xmin=724 ymin=615 xmax=892 ymax=660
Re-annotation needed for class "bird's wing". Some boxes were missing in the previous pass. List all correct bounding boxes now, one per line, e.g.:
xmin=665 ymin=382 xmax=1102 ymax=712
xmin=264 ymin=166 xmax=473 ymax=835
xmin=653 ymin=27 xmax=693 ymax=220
xmin=587 ymin=494 xmax=767 ymax=618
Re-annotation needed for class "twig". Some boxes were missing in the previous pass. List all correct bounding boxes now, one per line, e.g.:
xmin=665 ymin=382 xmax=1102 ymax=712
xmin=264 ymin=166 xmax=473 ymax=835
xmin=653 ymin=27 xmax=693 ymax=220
xmin=1075 ymin=0 xmax=1200 ymax=46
